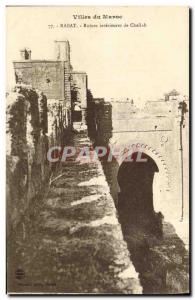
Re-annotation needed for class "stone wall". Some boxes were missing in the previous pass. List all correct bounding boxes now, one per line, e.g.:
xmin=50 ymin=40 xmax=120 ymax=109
xmin=6 ymin=84 xmax=70 ymax=234
xmin=88 ymin=95 xmax=189 ymax=246
xmin=13 ymin=41 xmax=88 ymax=127
xmin=13 ymin=61 xmax=65 ymax=100
xmin=71 ymin=72 xmax=87 ymax=109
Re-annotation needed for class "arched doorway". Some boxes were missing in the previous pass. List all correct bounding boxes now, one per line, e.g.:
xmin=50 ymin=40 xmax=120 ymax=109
xmin=117 ymin=152 xmax=159 ymax=216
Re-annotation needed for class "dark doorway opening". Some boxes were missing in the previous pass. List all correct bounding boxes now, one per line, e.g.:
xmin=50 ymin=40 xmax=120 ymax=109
xmin=117 ymin=152 xmax=159 ymax=217
xmin=72 ymin=110 xmax=82 ymax=122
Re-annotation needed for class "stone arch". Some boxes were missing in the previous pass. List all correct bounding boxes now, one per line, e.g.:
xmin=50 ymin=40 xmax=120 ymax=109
xmin=113 ymin=142 xmax=171 ymax=216
xmin=139 ymin=144 xmax=170 ymax=189
xmin=117 ymin=143 xmax=170 ymax=191
xmin=117 ymin=151 xmax=159 ymax=216
xmin=105 ymin=139 xmax=171 ymax=213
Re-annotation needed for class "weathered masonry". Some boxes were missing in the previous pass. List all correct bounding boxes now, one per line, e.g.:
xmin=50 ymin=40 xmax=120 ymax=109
xmin=13 ymin=41 xmax=88 ymax=132
xmin=87 ymin=93 xmax=189 ymax=293
xmin=88 ymin=91 xmax=189 ymax=245
xmin=7 ymin=41 xmax=143 ymax=294
xmin=7 ymin=40 xmax=189 ymax=294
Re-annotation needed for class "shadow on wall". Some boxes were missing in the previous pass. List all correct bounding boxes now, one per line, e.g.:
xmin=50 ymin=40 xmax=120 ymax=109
xmin=6 ymin=85 xmax=71 ymax=234
xmin=87 ymin=99 xmax=189 ymax=294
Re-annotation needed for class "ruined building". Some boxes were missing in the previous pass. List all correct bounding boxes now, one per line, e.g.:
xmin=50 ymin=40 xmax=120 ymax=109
xmin=90 ymin=90 xmax=189 ymax=245
xmin=7 ymin=40 xmax=189 ymax=294
xmin=13 ymin=40 xmax=189 ymax=239
xmin=13 ymin=40 xmax=88 ymax=132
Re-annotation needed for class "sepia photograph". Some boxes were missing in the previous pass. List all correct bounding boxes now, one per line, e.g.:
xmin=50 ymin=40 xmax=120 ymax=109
xmin=6 ymin=5 xmax=190 ymax=295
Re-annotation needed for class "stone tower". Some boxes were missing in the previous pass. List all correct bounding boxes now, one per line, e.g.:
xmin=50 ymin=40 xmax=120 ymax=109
xmin=54 ymin=40 xmax=70 ymax=62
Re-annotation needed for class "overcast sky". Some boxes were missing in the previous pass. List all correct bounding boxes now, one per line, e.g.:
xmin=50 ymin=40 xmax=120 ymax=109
xmin=6 ymin=6 xmax=189 ymax=106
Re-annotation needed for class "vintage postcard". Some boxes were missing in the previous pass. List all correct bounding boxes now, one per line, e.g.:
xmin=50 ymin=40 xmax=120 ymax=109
xmin=6 ymin=6 xmax=190 ymax=294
